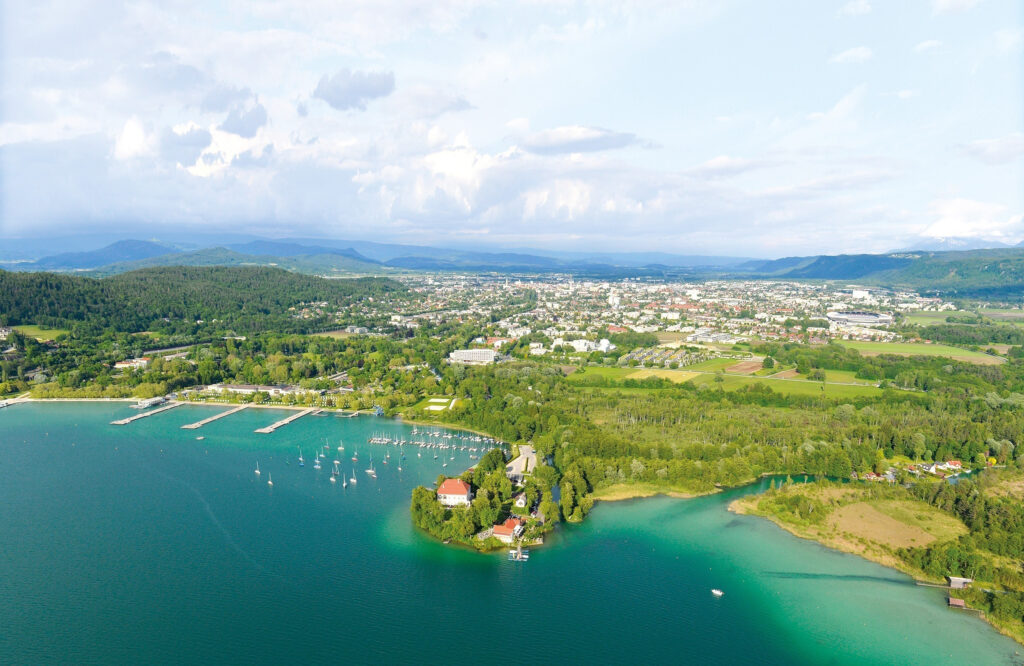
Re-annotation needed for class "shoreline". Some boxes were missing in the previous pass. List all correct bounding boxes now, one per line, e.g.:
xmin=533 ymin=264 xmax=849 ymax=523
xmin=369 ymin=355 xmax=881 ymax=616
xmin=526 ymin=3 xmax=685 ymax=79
xmin=589 ymin=483 xmax=715 ymax=503
xmin=728 ymin=496 xmax=1024 ymax=647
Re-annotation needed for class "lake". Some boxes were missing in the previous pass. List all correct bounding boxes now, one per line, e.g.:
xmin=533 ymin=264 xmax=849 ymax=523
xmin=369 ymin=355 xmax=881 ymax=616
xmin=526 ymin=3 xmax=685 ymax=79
xmin=0 ymin=402 xmax=1020 ymax=664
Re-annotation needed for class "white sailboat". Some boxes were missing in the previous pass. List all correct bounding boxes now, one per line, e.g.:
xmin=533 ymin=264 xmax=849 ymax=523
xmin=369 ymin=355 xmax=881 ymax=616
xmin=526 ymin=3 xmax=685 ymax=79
xmin=254 ymin=460 xmax=261 ymax=476
xmin=350 ymin=469 xmax=357 ymax=484
xmin=267 ymin=473 xmax=273 ymax=487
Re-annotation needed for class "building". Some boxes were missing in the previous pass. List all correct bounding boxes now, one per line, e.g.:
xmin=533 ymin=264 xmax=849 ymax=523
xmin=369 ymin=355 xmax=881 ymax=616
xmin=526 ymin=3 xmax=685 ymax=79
xmin=207 ymin=383 xmax=298 ymax=397
xmin=513 ymin=493 xmax=528 ymax=508
xmin=113 ymin=357 xmax=151 ymax=370
xmin=948 ymin=576 xmax=973 ymax=589
xmin=449 ymin=348 xmax=497 ymax=365
xmin=826 ymin=311 xmax=894 ymax=326
xmin=0 ymin=327 xmax=11 ymax=341
xmin=437 ymin=478 xmax=473 ymax=507
xmin=492 ymin=517 xmax=524 ymax=544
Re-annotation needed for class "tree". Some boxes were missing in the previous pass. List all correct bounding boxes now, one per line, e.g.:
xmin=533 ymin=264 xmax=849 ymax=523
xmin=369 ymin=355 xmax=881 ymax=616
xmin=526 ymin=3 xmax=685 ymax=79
xmin=762 ymin=356 xmax=775 ymax=369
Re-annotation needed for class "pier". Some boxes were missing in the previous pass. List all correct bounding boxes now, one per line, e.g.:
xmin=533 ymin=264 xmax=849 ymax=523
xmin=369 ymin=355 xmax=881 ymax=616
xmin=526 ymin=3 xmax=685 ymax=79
xmin=181 ymin=404 xmax=249 ymax=430
xmin=255 ymin=408 xmax=320 ymax=434
xmin=110 ymin=401 xmax=182 ymax=425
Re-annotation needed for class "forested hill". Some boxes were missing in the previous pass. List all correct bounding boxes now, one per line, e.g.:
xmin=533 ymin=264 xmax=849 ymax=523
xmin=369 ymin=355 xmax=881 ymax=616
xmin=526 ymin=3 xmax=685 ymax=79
xmin=0 ymin=266 xmax=406 ymax=334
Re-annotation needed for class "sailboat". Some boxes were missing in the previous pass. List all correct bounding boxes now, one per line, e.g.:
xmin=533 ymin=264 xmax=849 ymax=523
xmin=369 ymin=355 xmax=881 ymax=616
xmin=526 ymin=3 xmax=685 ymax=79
xmin=349 ymin=469 xmax=357 ymax=484
xmin=267 ymin=473 xmax=273 ymax=487
xmin=337 ymin=439 xmax=344 ymax=452
xmin=365 ymin=456 xmax=376 ymax=478
xmin=255 ymin=460 xmax=261 ymax=476
xmin=351 ymin=449 xmax=358 ymax=462
xmin=313 ymin=454 xmax=322 ymax=470
xmin=298 ymin=447 xmax=305 ymax=467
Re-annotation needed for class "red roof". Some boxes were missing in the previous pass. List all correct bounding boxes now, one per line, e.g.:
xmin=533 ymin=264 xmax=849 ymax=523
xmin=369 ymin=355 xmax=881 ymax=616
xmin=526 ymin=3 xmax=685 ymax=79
xmin=493 ymin=517 xmax=523 ymax=536
xmin=437 ymin=478 xmax=471 ymax=496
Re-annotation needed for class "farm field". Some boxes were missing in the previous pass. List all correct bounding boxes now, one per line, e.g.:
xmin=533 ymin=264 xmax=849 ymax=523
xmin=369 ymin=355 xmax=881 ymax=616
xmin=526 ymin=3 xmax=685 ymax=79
xmin=12 ymin=324 xmax=69 ymax=341
xmin=904 ymin=311 xmax=963 ymax=325
xmin=839 ymin=340 xmax=1001 ymax=364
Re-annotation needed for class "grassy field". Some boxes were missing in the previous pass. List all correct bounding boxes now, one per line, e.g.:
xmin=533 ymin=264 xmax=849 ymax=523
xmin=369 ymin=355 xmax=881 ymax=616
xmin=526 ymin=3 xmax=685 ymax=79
xmin=904 ymin=311 xmax=963 ymax=325
xmin=684 ymin=357 xmax=736 ymax=372
xmin=830 ymin=499 xmax=967 ymax=548
xmin=12 ymin=324 xmax=69 ymax=341
xmin=840 ymin=340 xmax=1001 ymax=364
xmin=566 ymin=366 xmax=698 ymax=383
xmin=688 ymin=373 xmax=883 ymax=397
xmin=567 ymin=364 xmax=885 ymax=396
xmin=732 ymin=483 xmax=967 ymax=577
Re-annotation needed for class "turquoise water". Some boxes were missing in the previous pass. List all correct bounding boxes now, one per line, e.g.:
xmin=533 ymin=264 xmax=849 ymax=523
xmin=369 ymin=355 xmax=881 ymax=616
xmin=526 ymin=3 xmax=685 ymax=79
xmin=0 ymin=402 xmax=1020 ymax=664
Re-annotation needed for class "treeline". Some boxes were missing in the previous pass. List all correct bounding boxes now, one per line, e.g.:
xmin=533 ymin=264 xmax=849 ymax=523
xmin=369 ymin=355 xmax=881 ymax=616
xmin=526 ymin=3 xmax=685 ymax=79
xmin=0 ymin=266 xmax=406 ymax=335
xmin=912 ymin=323 xmax=1024 ymax=347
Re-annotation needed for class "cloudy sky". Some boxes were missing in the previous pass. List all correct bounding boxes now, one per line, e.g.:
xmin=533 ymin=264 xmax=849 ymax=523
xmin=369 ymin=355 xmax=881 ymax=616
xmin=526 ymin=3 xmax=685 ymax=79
xmin=1 ymin=0 xmax=1021 ymax=256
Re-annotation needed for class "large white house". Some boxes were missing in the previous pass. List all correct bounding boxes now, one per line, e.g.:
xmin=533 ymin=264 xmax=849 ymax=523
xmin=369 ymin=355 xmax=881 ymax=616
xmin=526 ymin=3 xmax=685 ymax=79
xmin=437 ymin=478 xmax=473 ymax=507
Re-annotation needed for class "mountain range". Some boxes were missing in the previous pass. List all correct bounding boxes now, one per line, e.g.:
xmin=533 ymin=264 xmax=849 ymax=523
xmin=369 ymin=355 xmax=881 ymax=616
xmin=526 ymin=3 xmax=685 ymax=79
xmin=6 ymin=236 xmax=1024 ymax=297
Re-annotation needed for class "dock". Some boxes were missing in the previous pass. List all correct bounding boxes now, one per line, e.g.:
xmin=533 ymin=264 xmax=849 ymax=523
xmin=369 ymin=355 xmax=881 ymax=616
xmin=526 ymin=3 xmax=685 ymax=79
xmin=336 ymin=410 xmax=359 ymax=418
xmin=111 ymin=401 xmax=182 ymax=425
xmin=255 ymin=408 xmax=320 ymax=434
xmin=181 ymin=404 xmax=249 ymax=429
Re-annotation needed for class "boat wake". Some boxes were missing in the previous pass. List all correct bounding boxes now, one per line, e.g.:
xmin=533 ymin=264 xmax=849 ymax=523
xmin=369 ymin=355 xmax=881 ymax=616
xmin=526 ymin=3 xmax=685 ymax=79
xmin=148 ymin=466 xmax=264 ymax=572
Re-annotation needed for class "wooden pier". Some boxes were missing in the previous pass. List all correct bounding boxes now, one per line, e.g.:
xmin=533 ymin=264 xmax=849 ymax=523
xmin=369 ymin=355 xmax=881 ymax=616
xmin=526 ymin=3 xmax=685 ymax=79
xmin=255 ymin=408 xmax=320 ymax=434
xmin=110 ymin=401 xmax=182 ymax=425
xmin=181 ymin=404 xmax=249 ymax=430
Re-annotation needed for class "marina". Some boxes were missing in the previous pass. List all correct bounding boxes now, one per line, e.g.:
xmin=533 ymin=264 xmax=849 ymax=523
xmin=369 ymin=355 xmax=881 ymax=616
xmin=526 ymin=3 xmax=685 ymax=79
xmin=109 ymin=401 xmax=181 ymax=425
xmin=180 ymin=404 xmax=249 ymax=429
xmin=254 ymin=407 xmax=320 ymax=434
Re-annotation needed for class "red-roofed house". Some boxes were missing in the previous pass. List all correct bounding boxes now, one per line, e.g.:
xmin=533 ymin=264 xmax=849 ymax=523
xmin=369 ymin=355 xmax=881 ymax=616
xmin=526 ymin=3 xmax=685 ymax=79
xmin=437 ymin=478 xmax=473 ymax=507
xmin=492 ymin=517 xmax=524 ymax=544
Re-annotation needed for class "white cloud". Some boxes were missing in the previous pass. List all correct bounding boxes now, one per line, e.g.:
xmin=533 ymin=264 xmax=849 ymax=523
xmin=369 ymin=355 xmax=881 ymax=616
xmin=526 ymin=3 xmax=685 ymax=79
xmin=923 ymin=198 xmax=1023 ymax=239
xmin=113 ymin=117 xmax=154 ymax=160
xmin=839 ymin=0 xmax=871 ymax=16
xmin=932 ymin=0 xmax=982 ymax=14
xmin=914 ymin=40 xmax=942 ymax=53
xmin=896 ymin=89 xmax=918 ymax=100
xmin=520 ymin=125 xmax=639 ymax=154
xmin=829 ymin=46 xmax=873 ymax=64
xmin=961 ymin=133 xmax=1024 ymax=165
xmin=312 ymin=68 xmax=395 ymax=111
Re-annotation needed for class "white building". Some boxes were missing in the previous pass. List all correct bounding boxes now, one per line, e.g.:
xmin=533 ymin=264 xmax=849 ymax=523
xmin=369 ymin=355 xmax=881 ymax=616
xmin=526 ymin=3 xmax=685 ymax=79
xmin=437 ymin=478 xmax=473 ymax=506
xmin=449 ymin=349 xmax=497 ymax=365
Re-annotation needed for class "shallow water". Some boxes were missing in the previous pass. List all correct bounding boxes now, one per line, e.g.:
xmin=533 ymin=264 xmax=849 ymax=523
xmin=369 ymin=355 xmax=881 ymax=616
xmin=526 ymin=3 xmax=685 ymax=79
xmin=0 ymin=402 xmax=1019 ymax=664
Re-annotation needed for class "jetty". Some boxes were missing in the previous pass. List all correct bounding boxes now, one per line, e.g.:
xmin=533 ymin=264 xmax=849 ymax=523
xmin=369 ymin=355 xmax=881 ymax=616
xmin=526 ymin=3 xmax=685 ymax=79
xmin=255 ymin=408 xmax=320 ymax=434
xmin=110 ymin=401 xmax=182 ymax=425
xmin=181 ymin=404 xmax=249 ymax=430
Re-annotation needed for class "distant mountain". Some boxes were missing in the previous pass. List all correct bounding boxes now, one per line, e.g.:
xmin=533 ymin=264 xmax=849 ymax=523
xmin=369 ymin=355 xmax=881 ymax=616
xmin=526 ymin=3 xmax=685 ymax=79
xmin=89 ymin=247 xmax=388 ymax=276
xmin=23 ymin=240 xmax=179 ymax=270
xmin=225 ymin=240 xmax=377 ymax=263
xmin=735 ymin=256 xmax=817 ymax=274
xmin=781 ymin=254 xmax=914 ymax=280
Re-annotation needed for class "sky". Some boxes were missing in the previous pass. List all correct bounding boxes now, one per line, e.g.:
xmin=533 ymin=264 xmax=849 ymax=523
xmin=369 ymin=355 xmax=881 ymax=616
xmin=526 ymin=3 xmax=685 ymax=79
xmin=1 ymin=0 xmax=1022 ymax=257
